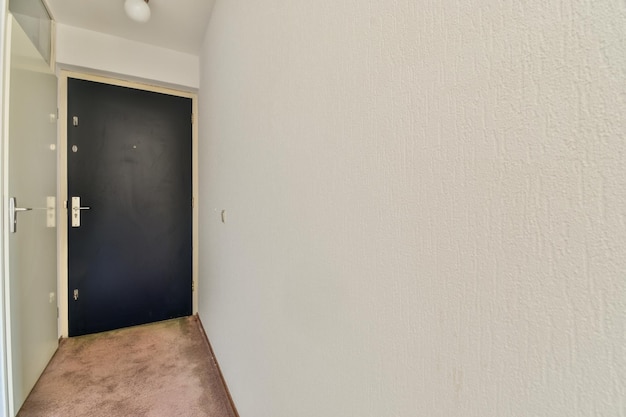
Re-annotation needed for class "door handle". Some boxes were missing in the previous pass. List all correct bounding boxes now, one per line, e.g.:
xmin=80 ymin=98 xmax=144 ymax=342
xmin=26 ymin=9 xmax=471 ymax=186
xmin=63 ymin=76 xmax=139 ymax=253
xmin=9 ymin=197 xmax=32 ymax=233
xmin=71 ymin=197 xmax=90 ymax=228
xmin=9 ymin=197 xmax=56 ymax=233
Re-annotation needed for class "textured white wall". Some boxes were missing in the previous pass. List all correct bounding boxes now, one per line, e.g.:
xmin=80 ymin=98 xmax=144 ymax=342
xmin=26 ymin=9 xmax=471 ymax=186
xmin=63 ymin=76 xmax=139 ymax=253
xmin=197 ymin=1 xmax=626 ymax=416
xmin=55 ymin=24 xmax=199 ymax=90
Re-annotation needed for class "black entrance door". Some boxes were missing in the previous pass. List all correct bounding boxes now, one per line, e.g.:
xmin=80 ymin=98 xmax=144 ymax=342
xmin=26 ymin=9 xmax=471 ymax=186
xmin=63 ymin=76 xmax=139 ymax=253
xmin=68 ymin=78 xmax=192 ymax=337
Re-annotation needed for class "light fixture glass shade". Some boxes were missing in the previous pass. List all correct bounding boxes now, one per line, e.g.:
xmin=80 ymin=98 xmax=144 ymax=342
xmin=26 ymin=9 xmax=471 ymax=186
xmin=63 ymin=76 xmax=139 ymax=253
xmin=124 ymin=0 xmax=150 ymax=23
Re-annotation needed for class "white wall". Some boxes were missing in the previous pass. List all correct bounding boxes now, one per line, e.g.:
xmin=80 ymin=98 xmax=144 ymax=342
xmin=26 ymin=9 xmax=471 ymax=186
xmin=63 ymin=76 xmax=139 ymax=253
xmin=197 ymin=1 xmax=626 ymax=416
xmin=55 ymin=24 xmax=199 ymax=90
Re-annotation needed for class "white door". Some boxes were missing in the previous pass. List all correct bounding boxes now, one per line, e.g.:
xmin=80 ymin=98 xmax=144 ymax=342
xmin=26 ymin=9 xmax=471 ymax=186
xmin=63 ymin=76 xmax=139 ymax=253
xmin=4 ymin=16 xmax=58 ymax=415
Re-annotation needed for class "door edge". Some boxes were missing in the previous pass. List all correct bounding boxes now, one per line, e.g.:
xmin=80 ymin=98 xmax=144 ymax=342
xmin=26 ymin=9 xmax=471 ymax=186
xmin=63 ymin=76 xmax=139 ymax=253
xmin=1 ymin=12 xmax=14 ymax=417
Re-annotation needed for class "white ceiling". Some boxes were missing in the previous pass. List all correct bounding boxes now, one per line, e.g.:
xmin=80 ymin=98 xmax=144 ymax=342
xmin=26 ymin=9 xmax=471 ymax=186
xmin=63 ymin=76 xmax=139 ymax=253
xmin=44 ymin=0 xmax=215 ymax=55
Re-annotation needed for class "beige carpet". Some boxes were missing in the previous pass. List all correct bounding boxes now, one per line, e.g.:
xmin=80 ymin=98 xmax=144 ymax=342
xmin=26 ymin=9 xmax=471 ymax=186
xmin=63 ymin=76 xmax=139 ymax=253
xmin=18 ymin=316 xmax=237 ymax=417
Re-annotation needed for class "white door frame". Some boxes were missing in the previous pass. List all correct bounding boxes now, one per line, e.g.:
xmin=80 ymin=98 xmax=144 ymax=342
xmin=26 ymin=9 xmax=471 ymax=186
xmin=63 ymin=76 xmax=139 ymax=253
xmin=57 ymin=70 xmax=199 ymax=338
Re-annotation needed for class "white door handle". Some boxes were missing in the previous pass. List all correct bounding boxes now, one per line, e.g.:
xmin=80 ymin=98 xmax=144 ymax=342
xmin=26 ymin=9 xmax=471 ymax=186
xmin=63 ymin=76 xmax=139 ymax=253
xmin=71 ymin=197 xmax=90 ymax=227
xmin=9 ymin=197 xmax=32 ymax=233
xmin=9 ymin=197 xmax=56 ymax=233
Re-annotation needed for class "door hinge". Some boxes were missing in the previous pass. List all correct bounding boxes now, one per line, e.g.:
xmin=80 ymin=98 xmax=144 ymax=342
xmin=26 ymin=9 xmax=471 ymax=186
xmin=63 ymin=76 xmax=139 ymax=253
xmin=192 ymin=197 xmax=195 ymax=208
xmin=191 ymin=113 xmax=194 ymax=124
xmin=192 ymin=281 xmax=195 ymax=292
xmin=73 ymin=289 xmax=79 ymax=301
xmin=72 ymin=116 xmax=79 ymax=126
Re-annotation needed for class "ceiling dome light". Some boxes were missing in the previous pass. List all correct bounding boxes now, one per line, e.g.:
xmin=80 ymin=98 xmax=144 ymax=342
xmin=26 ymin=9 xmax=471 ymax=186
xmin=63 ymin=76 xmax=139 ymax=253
xmin=125 ymin=0 xmax=151 ymax=23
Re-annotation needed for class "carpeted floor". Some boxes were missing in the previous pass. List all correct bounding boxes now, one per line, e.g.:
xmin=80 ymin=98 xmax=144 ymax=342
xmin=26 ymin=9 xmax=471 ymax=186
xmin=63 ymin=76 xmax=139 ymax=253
xmin=18 ymin=316 xmax=237 ymax=417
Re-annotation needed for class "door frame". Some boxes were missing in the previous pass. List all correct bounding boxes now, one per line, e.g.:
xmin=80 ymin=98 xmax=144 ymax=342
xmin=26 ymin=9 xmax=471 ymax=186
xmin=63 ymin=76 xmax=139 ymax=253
xmin=57 ymin=70 xmax=199 ymax=338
